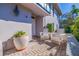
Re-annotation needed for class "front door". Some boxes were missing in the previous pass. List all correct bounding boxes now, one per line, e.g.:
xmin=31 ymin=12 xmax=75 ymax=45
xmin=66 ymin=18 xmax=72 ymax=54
xmin=32 ymin=19 xmax=36 ymax=36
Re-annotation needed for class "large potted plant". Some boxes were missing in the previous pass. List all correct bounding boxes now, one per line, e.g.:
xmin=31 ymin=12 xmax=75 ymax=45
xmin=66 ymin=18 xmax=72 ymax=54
xmin=13 ymin=31 xmax=29 ymax=50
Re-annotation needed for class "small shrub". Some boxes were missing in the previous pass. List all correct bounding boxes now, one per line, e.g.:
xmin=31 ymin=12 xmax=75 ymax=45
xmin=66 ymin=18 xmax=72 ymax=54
xmin=72 ymin=27 xmax=79 ymax=41
xmin=64 ymin=25 xmax=72 ymax=33
xmin=47 ymin=23 xmax=54 ymax=32
xmin=71 ymin=25 xmax=74 ymax=33
xmin=14 ymin=31 xmax=27 ymax=37
xmin=72 ymin=17 xmax=79 ymax=42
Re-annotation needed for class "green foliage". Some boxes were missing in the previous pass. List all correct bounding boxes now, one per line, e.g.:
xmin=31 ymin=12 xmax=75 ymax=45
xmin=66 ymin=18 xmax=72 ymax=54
xmin=47 ymin=23 xmax=54 ymax=32
xmin=63 ymin=17 xmax=74 ymax=33
xmin=64 ymin=25 xmax=72 ymax=33
xmin=61 ymin=15 xmax=74 ymax=28
xmin=72 ymin=27 xmax=79 ymax=41
xmin=62 ymin=4 xmax=79 ymax=42
xmin=67 ymin=18 xmax=74 ymax=25
xmin=72 ymin=16 xmax=79 ymax=41
xmin=75 ymin=17 xmax=79 ymax=28
xmin=14 ymin=31 xmax=27 ymax=37
xmin=71 ymin=4 xmax=79 ymax=18
xmin=71 ymin=25 xmax=75 ymax=32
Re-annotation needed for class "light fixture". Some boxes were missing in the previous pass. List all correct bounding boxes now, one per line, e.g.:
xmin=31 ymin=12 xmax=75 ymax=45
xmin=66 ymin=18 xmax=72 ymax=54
xmin=13 ymin=5 xmax=19 ymax=16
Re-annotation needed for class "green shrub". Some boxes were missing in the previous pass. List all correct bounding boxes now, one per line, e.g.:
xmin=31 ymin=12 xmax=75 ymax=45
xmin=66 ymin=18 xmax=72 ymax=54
xmin=72 ymin=16 xmax=79 ymax=42
xmin=14 ymin=31 xmax=27 ymax=37
xmin=47 ymin=23 xmax=54 ymax=32
xmin=71 ymin=25 xmax=74 ymax=33
xmin=64 ymin=25 xmax=72 ymax=33
xmin=72 ymin=27 xmax=79 ymax=41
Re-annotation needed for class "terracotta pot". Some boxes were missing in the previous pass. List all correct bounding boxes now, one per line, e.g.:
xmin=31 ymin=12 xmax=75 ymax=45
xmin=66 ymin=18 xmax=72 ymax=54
xmin=13 ymin=36 xmax=29 ymax=50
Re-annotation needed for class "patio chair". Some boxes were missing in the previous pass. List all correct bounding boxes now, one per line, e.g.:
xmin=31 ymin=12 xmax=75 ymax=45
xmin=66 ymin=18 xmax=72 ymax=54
xmin=51 ymin=33 xmax=67 ymax=49
xmin=59 ymin=34 xmax=67 ymax=48
xmin=51 ymin=34 xmax=61 ymax=45
xmin=51 ymin=33 xmax=67 ymax=44
xmin=40 ymin=32 xmax=49 ymax=40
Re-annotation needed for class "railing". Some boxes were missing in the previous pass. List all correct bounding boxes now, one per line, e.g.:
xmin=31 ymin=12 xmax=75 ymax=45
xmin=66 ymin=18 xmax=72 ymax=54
xmin=36 ymin=3 xmax=51 ymax=14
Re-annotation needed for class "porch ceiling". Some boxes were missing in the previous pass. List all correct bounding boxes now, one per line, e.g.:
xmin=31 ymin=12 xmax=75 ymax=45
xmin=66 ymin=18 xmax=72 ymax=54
xmin=20 ymin=3 xmax=50 ymax=17
xmin=44 ymin=3 xmax=62 ymax=16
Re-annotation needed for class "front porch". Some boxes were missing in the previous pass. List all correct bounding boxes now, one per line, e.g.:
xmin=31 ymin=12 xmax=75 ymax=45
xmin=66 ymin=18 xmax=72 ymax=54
xmin=3 ymin=34 xmax=67 ymax=56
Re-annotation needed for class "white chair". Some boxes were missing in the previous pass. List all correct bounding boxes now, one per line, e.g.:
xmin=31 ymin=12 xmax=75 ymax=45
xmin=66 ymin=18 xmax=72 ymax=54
xmin=0 ymin=41 xmax=3 ymax=56
xmin=40 ymin=32 xmax=49 ymax=40
xmin=60 ymin=34 xmax=67 ymax=44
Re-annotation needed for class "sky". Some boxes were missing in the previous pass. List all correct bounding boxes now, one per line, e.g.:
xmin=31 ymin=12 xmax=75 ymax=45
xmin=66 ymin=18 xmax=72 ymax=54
xmin=58 ymin=3 xmax=79 ymax=15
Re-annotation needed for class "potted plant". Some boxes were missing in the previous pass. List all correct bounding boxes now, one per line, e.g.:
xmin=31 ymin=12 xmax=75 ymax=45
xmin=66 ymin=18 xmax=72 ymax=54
xmin=47 ymin=23 xmax=54 ymax=32
xmin=13 ymin=31 xmax=29 ymax=50
xmin=47 ymin=23 xmax=54 ymax=39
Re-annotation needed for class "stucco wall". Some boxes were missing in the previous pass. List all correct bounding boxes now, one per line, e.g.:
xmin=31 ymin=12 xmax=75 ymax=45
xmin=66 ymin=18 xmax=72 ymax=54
xmin=0 ymin=3 xmax=32 ymax=42
xmin=43 ymin=16 xmax=59 ymax=32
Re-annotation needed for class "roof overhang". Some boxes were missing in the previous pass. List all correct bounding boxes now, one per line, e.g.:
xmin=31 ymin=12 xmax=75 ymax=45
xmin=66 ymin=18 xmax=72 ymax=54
xmin=53 ymin=3 xmax=62 ymax=16
xmin=20 ymin=3 xmax=50 ymax=17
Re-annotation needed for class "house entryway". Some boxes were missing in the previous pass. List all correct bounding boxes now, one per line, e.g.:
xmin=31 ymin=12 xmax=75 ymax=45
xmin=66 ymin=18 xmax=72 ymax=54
xmin=32 ymin=19 xmax=36 ymax=36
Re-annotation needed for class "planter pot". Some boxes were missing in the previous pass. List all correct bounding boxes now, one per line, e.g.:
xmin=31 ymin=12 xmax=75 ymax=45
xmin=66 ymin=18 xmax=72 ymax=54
xmin=0 ymin=41 xmax=3 ymax=56
xmin=13 ymin=36 xmax=29 ymax=50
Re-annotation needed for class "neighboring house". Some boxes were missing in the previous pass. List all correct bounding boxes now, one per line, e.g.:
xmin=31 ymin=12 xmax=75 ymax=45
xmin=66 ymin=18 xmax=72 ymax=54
xmin=0 ymin=3 xmax=62 ymax=42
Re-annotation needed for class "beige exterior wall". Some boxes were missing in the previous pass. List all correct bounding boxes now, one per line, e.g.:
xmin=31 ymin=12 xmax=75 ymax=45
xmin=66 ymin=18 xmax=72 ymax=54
xmin=0 ymin=20 xmax=32 ymax=42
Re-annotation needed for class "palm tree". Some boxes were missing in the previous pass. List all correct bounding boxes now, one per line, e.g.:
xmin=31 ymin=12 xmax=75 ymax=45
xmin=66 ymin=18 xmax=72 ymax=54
xmin=61 ymin=4 xmax=79 ymax=20
xmin=71 ymin=4 xmax=79 ymax=19
xmin=61 ymin=12 xmax=72 ymax=20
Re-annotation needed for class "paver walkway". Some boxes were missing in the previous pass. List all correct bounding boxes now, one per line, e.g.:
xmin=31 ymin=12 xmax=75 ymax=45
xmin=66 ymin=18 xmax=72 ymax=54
xmin=4 ymin=36 xmax=66 ymax=56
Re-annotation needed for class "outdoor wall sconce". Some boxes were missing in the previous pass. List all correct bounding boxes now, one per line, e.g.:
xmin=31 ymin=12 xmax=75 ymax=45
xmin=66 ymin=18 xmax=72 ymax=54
xmin=31 ymin=16 xmax=35 ymax=19
xmin=13 ymin=5 xmax=19 ymax=16
xmin=26 ymin=16 xmax=28 ymax=18
xmin=43 ymin=26 xmax=47 ymax=28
